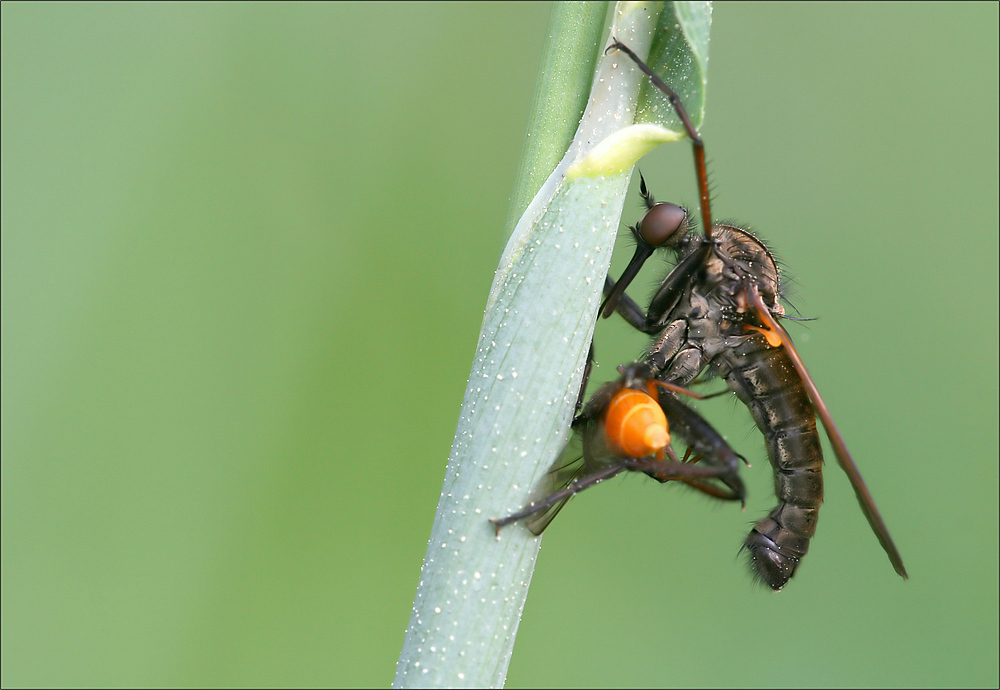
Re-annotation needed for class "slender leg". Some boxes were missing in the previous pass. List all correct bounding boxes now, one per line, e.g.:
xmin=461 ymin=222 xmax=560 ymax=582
xmin=607 ymin=40 xmax=713 ymax=240
xmin=489 ymin=465 xmax=625 ymax=535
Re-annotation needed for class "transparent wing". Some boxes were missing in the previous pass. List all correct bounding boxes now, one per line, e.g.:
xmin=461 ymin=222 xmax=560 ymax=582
xmin=525 ymin=431 xmax=590 ymax=535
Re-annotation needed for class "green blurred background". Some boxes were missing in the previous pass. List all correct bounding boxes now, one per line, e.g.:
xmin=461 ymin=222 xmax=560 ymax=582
xmin=3 ymin=2 xmax=997 ymax=687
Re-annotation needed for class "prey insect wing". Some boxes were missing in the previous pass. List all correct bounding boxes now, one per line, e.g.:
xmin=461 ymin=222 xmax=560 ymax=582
xmin=522 ymin=431 xmax=590 ymax=535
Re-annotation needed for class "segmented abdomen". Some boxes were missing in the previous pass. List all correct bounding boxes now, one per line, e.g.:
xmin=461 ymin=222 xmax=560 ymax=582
xmin=716 ymin=334 xmax=823 ymax=590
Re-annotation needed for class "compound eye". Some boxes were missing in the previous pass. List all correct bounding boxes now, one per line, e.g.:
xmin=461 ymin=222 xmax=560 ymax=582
xmin=639 ymin=202 xmax=688 ymax=247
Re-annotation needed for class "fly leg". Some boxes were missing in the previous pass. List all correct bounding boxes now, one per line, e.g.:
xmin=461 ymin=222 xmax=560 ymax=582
xmin=672 ymin=445 xmax=749 ymax=501
xmin=628 ymin=455 xmax=744 ymax=502
xmin=655 ymin=390 xmax=746 ymax=502
xmin=624 ymin=456 xmax=732 ymax=481
xmin=607 ymin=39 xmax=714 ymax=240
xmin=489 ymin=464 xmax=624 ymax=535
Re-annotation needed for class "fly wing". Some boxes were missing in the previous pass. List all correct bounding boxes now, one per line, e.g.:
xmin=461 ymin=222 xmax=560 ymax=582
xmin=525 ymin=430 xmax=588 ymax=535
xmin=748 ymin=285 xmax=908 ymax=579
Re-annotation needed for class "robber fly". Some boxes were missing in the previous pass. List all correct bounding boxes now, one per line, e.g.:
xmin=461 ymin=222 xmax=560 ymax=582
xmin=491 ymin=361 xmax=745 ymax=536
xmin=599 ymin=40 xmax=907 ymax=590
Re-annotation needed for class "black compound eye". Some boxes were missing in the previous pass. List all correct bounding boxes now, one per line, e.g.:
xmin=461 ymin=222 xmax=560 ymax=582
xmin=638 ymin=202 xmax=688 ymax=247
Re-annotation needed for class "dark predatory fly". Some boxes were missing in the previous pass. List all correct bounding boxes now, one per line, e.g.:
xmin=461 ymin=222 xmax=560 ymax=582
xmin=599 ymin=40 xmax=907 ymax=590
xmin=490 ymin=360 xmax=746 ymax=537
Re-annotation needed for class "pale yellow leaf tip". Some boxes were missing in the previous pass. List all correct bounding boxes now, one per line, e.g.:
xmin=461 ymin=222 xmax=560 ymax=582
xmin=567 ymin=124 xmax=685 ymax=178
